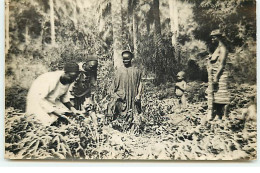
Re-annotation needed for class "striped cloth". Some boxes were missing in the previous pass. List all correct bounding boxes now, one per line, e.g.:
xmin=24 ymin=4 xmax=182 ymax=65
xmin=206 ymin=65 xmax=230 ymax=105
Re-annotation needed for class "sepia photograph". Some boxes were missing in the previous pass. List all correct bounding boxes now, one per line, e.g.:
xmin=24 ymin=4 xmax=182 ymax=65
xmin=4 ymin=0 xmax=256 ymax=160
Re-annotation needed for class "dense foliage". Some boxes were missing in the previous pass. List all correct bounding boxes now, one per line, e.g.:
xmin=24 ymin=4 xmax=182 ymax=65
xmin=5 ymin=83 xmax=256 ymax=159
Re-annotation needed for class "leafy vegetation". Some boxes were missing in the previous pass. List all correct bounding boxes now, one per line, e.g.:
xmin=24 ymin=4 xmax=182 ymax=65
xmin=5 ymin=83 xmax=256 ymax=159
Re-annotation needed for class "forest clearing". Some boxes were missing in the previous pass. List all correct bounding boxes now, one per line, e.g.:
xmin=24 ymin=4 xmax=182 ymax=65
xmin=4 ymin=0 xmax=256 ymax=160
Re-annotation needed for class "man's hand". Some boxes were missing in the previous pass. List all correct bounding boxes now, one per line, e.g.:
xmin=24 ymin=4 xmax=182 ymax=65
xmin=89 ymin=111 xmax=98 ymax=127
xmin=135 ymin=95 xmax=141 ymax=102
xmin=213 ymin=81 xmax=219 ymax=91
xmin=213 ymin=76 xmax=219 ymax=83
xmin=70 ymin=107 xmax=82 ymax=115
xmin=52 ymin=109 xmax=70 ymax=117
xmin=206 ymin=54 xmax=212 ymax=61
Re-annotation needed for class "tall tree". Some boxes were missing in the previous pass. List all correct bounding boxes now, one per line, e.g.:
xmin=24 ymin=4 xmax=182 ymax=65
xmin=73 ymin=1 xmax=77 ymax=26
xmin=111 ymin=0 xmax=123 ymax=68
xmin=25 ymin=23 xmax=29 ymax=44
xmin=153 ymin=0 xmax=161 ymax=37
xmin=5 ymin=0 xmax=10 ymax=54
xmin=50 ymin=0 xmax=55 ymax=45
xmin=133 ymin=9 xmax=138 ymax=57
xmin=152 ymin=0 xmax=165 ymax=83
xmin=169 ymin=0 xmax=179 ymax=62
xmin=127 ymin=0 xmax=139 ymax=57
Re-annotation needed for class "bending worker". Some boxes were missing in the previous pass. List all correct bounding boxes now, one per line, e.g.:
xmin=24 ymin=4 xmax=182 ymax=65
xmin=26 ymin=62 xmax=80 ymax=126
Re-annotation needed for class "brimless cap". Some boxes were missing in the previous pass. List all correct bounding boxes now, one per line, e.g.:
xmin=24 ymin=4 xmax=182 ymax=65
xmin=64 ymin=62 xmax=79 ymax=72
xmin=122 ymin=50 xmax=134 ymax=61
xmin=210 ymin=29 xmax=222 ymax=36
xmin=177 ymin=71 xmax=185 ymax=78
xmin=86 ymin=55 xmax=98 ymax=63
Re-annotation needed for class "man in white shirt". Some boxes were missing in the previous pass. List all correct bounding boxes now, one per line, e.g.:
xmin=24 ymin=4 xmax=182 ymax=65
xmin=26 ymin=62 xmax=80 ymax=126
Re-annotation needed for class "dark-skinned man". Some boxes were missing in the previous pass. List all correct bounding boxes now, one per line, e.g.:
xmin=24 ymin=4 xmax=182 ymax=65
xmin=26 ymin=62 xmax=80 ymax=126
xmin=71 ymin=55 xmax=99 ymax=129
xmin=108 ymin=50 xmax=143 ymax=123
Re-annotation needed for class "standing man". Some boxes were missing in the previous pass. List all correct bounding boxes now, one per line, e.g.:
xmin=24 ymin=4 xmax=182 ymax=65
xmin=108 ymin=50 xmax=143 ymax=119
xmin=26 ymin=62 xmax=80 ymax=126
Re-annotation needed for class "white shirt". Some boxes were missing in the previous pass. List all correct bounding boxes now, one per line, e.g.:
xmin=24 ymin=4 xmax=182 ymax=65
xmin=26 ymin=71 xmax=72 ymax=125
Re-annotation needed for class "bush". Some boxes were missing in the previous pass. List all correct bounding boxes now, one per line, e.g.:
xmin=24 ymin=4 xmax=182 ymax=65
xmin=228 ymin=38 xmax=256 ymax=84
xmin=186 ymin=81 xmax=207 ymax=103
xmin=5 ymin=86 xmax=28 ymax=111
xmin=5 ymin=50 xmax=49 ymax=89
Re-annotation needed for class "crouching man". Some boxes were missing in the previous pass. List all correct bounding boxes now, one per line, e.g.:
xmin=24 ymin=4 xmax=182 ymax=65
xmin=26 ymin=62 xmax=80 ymax=126
xmin=71 ymin=56 xmax=99 ymax=129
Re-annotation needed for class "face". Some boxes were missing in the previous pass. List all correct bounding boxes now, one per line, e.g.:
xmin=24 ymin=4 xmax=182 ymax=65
xmin=63 ymin=71 xmax=79 ymax=83
xmin=123 ymin=59 xmax=131 ymax=67
xmin=83 ymin=61 xmax=98 ymax=72
xmin=211 ymin=36 xmax=218 ymax=44
xmin=177 ymin=75 xmax=182 ymax=81
xmin=122 ymin=53 xmax=132 ymax=67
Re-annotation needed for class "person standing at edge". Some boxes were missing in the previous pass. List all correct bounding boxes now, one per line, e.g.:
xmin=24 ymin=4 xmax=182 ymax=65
xmin=107 ymin=50 xmax=143 ymax=121
xmin=206 ymin=29 xmax=230 ymax=122
xmin=26 ymin=62 xmax=80 ymax=126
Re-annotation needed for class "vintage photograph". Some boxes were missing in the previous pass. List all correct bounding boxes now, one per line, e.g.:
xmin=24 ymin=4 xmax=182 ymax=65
xmin=4 ymin=0 xmax=256 ymax=160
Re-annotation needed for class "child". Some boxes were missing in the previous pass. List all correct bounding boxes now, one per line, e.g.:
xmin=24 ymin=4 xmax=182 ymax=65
xmin=175 ymin=71 xmax=187 ymax=112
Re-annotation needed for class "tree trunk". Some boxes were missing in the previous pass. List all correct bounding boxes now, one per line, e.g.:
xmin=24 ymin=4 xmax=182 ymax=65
xmin=5 ymin=0 xmax=10 ymax=54
xmin=73 ymin=1 xmax=77 ymax=26
xmin=40 ymin=24 xmax=44 ymax=50
xmin=153 ymin=0 xmax=163 ymax=83
xmin=128 ymin=2 xmax=133 ymax=50
xmin=25 ymin=23 xmax=29 ymax=44
xmin=112 ymin=0 xmax=123 ymax=69
xmin=133 ymin=12 xmax=138 ymax=58
xmin=153 ymin=0 xmax=161 ymax=37
xmin=169 ymin=0 xmax=179 ymax=62
xmin=50 ymin=0 xmax=55 ymax=45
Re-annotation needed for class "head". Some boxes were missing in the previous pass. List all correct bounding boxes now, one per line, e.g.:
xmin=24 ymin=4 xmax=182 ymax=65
xmin=122 ymin=50 xmax=133 ymax=67
xmin=210 ymin=29 xmax=222 ymax=44
xmin=83 ymin=55 xmax=98 ymax=72
xmin=177 ymin=71 xmax=185 ymax=81
xmin=62 ymin=62 xmax=80 ymax=83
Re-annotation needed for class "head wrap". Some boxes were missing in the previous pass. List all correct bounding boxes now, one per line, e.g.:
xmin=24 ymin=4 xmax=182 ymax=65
xmin=86 ymin=55 xmax=98 ymax=63
xmin=64 ymin=62 xmax=79 ymax=72
xmin=210 ymin=29 xmax=222 ymax=36
xmin=122 ymin=50 xmax=134 ymax=59
xmin=177 ymin=71 xmax=185 ymax=79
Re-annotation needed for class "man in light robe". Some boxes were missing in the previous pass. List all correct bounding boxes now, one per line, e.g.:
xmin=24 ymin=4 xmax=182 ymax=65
xmin=108 ymin=50 xmax=143 ymax=119
xmin=26 ymin=62 xmax=80 ymax=126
